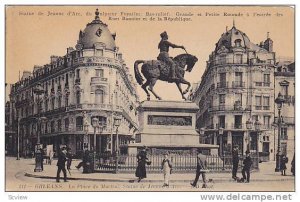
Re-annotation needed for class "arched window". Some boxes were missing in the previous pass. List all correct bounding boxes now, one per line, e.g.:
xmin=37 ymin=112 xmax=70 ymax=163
xmin=95 ymin=89 xmax=104 ymax=104
xmin=234 ymin=39 xmax=242 ymax=47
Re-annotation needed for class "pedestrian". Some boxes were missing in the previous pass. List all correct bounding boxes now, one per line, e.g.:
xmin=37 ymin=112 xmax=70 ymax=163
xmin=66 ymin=147 xmax=72 ymax=170
xmin=191 ymin=150 xmax=208 ymax=188
xmin=291 ymin=154 xmax=295 ymax=176
xmin=76 ymin=148 xmax=91 ymax=173
xmin=56 ymin=146 xmax=68 ymax=182
xmin=161 ymin=152 xmax=172 ymax=187
xmin=280 ymin=154 xmax=288 ymax=176
xmin=49 ymin=150 xmax=54 ymax=165
xmin=135 ymin=146 xmax=149 ymax=182
xmin=232 ymin=145 xmax=239 ymax=180
xmin=241 ymin=150 xmax=252 ymax=183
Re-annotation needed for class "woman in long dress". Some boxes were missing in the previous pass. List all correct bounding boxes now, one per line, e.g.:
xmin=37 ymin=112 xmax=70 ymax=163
xmin=135 ymin=147 xmax=148 ymax=182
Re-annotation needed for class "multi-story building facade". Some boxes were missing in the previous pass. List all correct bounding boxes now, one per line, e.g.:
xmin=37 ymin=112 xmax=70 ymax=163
xmin=190 ymin=25 xmax=277 ymax=161
xmin=274 ymin=60 xmax=295 ymax=161
xmin=8 ymin=10 xmax=139 ymax=157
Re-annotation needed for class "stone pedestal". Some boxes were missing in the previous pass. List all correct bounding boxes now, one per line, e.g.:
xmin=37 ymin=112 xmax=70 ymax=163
xmin=128 ymin=100 xmax=218 ymax=154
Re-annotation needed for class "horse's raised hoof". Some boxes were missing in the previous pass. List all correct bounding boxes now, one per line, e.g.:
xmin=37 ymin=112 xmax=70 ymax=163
xmin=183 ymin=90 xmax=188 ymax=94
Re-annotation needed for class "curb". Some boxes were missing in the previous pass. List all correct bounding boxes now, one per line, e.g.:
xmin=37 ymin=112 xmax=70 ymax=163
xmin=24 ymin=172 xmax=294 ymax=183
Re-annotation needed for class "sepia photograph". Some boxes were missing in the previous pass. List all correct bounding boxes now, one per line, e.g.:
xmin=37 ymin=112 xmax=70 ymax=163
xmin=4 ymin=4 xmax=295 ymax=195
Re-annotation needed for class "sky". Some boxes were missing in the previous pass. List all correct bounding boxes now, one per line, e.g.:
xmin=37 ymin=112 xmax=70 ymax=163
xmin=5 ymin=5 xmax=294 ymax=101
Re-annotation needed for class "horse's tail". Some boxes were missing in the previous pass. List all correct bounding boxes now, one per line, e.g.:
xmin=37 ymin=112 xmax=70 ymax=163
xmin=134 ymin=60 xmax=145 ymax=85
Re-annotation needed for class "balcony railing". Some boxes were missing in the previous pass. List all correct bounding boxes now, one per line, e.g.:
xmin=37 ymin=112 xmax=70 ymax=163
xmin=208 ymin=105 xmax=251 ymax=112
xmin=232 ymin=123 xmax=244 ymax=129
xmin=91 ymin=77 xmax=108 ymax=84
xmin=232 ymin=81 xmax=245 ymax=88
xmin=76 ymin=125 xmax=83 ymax=131
xmin=255 ymin=82 xmax=271 ymax=87
xmin=255 ymin=82 xmax=263 ymax=87
xmin=217 ymin=82 xmax=228 ymax=89
xmin=255 ymin=106 xmax=262 ymax=110
xmin=216 ymin=123 xmax=228 ymax=129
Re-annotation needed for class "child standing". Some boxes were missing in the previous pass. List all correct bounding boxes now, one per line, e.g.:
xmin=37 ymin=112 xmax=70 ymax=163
xmin=161 ymin=153 xmax=172 ymax=187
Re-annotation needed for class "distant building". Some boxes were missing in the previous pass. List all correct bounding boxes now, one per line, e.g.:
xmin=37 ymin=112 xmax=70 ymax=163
xmin=274 ymin=59 xmax=295 ymax=160
xmin=190 ymin=25 xmax=278 ymax=161
xmin=8 ymin=9 xmax=139 ymax=157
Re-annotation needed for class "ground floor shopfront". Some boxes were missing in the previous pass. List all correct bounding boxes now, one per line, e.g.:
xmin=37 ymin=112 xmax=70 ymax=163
xmin=201 ymin=129 xmax=274 ymax=162
xmin=39 ymin=133 xmax=134 ymax=158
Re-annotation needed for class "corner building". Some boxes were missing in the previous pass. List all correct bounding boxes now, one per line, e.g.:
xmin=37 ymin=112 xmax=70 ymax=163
xmin=9 ymin=10 xmax=139 ymax=156
xmin=191 ymin=25 xmax=276 ymax=161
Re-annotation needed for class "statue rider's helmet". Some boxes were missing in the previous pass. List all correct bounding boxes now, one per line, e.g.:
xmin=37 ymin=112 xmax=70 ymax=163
xmin=160 ymin=31 xmax=168 ymax=40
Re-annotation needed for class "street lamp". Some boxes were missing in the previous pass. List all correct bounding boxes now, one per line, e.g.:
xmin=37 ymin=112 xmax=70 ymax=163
xmin=92 ymin=117 xmax=100 ymax=152
xmin=246 ymin=118 xmax=253 ymax=152
xmin=219 ymin=127 xmax=225 ymax=170
xmin=254 ymin=119 xmax=261 ymax=154
xmin=33 ymin=82 xmax=44 ymax=172
xmin=275 ymin=92 xmax=285 ymax=172
xmin=83 ymin=120 xmax=89 ymax=150
xmin=114 ymin=116 xmax=121 ymax=173
xmin=114 ymin=116 xmax=121 ymax=153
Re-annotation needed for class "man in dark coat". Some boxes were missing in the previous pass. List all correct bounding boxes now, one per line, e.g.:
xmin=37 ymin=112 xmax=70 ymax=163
xmin=241 ymin=150 xmax=252 ymax=183
xmin=291 ymin=154 xmax=295 ymax=176
xmin=280 ymin=154 xmax=288 ymax=176
xmin=76 ymin=148 xmax=91 ymax=173
xmin=191 ymin=150 xmax=208 ymax=188
xmin=232 ymin=145 xmax=239 ymax=180
xmin=56 ymin=147 xmax=68 ymax=182
xmin=135 ymin=146 xmax=149 ymax=182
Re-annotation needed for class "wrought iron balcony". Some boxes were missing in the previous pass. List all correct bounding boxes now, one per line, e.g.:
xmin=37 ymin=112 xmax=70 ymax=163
xmin=76 ymin=125 xmax=83 ymax=131
xmin=232 ymin=123 xmax=244 ymax=129
xmin=232 ymin=81 xmax=245 ymax=88
xmin=91 ymin=77 xmax=108 ymax=84
xmin=217 ymin=82 xmax=228 ymax=89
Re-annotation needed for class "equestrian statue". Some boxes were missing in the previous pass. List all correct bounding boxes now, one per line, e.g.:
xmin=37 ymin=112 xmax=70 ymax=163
xmin=134 ymin=31 xmax=198 ymax=100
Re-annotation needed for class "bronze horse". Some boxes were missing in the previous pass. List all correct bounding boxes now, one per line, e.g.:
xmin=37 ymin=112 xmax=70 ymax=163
xmin=134 ymin=53 xmax=198 ymax=100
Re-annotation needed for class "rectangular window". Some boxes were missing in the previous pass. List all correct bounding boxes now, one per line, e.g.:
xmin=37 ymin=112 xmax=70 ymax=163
xmin=264 ymin=116 xmax=270 ymax=128
xmin=281 ymin=85 xmax=288 ymax=96
xmin=263 ymin=96 xmax=270 ymax=110
xmin=95 ymin=69 xmax=104 ymax=77
xmin=218 ymin=116 xmax=226 ymax=128
xmin=65 ymin=118 xmax=69 ymax=131
xmin=95 ymin=49 xmax=103 ymax=56
xmin=263 ymin=74 xmax=270 ymax=86
xmin=235 ymin=54 xmax=243 ymax=64
xmin=219 ymin=94 xmax=225 ymax=104
xmin=255 ymin=96 xmax=262 ymax=110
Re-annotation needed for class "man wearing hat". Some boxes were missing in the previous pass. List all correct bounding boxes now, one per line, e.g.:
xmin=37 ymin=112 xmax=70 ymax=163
xmin=157 ymin=31 xmax=185 ymax=82
xmin=232 ymin=145 xmax=239 ymax=180
xmin=191 ymin=150 xmax=208 ymax=188
xmin=56 ymin=146 xmax=68 ymax=182
xmin=241 ymin=150 xmax=252 ymax=183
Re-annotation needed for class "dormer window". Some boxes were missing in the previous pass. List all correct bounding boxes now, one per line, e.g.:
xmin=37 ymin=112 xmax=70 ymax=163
xmin=235 ymin=39 xmax=242 ymax=47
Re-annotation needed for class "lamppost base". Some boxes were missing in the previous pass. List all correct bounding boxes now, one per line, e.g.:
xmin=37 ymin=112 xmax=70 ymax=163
xmin=34 ymin=146 xmax=43 ymax=172
xmin=275 ymin=153 xmax=281 ymax=172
